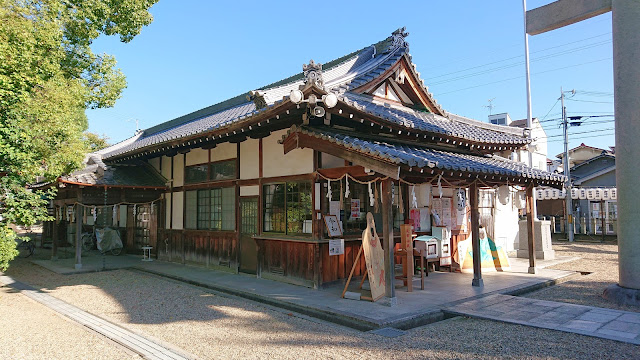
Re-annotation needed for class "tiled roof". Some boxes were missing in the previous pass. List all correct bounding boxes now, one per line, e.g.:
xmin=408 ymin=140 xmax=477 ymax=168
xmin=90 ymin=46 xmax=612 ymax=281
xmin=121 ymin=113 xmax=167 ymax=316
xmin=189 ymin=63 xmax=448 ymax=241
xmin=340 ymin=93 xmax=528 ymax=145
xmin=99 ymin=28 xmax=529 ymax=160
xmin=284 ymin=126 xmax=566 ymax=184
xmin=61 ymin=160 xmax=167 ymax=188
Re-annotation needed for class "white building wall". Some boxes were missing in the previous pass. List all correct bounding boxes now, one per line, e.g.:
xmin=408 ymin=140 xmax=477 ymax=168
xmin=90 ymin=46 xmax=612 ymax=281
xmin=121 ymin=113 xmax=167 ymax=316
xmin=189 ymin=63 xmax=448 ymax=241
xmin=211 ymin=142 xmax=236 ymax=162
xmin=263 ymin=129 xmax=314 ymax=177
xmin=172 ymin=191 xmax=184 ymax=230
xmin=240 ymin=138 xmax=259 ymax=179
xmin=186 ymin=148 xmax=208 ymax=166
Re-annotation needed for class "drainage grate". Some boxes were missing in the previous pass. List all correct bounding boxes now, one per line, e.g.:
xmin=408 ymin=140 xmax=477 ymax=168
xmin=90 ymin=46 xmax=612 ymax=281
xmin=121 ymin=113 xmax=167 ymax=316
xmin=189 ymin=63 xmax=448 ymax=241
xmin=369 ymin=327 xmax=407 ymax=338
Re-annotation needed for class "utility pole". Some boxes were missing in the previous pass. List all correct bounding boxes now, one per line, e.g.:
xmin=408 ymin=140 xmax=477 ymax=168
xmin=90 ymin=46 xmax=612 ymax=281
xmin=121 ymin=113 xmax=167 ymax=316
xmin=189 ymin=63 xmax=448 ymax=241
xmin=523 ymin=0 xmax=537 ymax=220
xmin=561 ymin=87 xmax=574 ymax=242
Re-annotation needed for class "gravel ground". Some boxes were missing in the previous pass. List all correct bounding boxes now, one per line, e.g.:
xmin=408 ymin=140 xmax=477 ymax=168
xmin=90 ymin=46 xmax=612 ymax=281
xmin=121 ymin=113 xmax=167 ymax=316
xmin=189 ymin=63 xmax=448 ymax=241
xmin=4 ymin=243 xmax=639 ymax=360
xmin=523 ymin=241 xmax=640 ymax=312
xmin=0 ymin=281 xmax=135 ymax=360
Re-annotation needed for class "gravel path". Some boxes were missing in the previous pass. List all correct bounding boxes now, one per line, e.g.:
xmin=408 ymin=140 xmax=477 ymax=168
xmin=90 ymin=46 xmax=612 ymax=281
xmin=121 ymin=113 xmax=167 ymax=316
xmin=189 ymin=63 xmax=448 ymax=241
xmin=4 ymin=246 xmax=639 ymax=360
xmin=524 ymin=241 xmax=639 ymax=312
xmin=0 ymin=281 xmax=135 ymax=360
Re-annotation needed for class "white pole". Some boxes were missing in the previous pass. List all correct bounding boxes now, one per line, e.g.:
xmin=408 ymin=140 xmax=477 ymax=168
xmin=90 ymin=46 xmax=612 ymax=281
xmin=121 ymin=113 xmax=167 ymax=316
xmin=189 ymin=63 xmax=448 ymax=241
xmin=523 ymin=0 xmax=537 ymax=219
xmin=561 ymin=88 xmax=574 ymax=242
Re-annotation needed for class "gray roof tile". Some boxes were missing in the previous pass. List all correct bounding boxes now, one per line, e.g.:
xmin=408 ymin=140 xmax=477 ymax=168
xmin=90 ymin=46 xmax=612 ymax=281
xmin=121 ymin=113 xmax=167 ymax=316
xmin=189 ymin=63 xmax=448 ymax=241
xmin=286 ymin=126 xmax=566 ymax=184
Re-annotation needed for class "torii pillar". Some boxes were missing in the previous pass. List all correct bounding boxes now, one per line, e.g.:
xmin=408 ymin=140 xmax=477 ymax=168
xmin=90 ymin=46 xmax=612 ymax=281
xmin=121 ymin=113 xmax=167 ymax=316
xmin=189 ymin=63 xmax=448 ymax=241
xmin=527 ymin=0 xmax=640 ymax=305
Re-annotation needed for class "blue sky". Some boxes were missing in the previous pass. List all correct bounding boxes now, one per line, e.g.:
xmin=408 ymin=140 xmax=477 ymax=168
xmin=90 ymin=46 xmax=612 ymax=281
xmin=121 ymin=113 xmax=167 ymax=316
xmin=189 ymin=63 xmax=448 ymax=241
xmin=86 ymin=1 xmax=614 ymax=159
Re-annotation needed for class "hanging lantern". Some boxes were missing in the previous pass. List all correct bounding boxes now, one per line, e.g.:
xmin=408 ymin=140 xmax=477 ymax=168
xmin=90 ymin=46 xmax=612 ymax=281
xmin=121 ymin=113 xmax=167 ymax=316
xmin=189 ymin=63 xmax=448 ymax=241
xmin=602 ymin=188 xmax=611 ymax=201
xmin=571 ymin=188 xmax=579 ymax=199
xmin=594 ymin=188 xmax=603 ymax=201
xmin=579 ymin=188 xmax=587 ymax=200
xmin=610 ymin=188 xmax=617 ymax=200
xmin=536 ymin=189 xmax=544 ymax=200
xmin=586 ymin=188 xmax=596 ymax=200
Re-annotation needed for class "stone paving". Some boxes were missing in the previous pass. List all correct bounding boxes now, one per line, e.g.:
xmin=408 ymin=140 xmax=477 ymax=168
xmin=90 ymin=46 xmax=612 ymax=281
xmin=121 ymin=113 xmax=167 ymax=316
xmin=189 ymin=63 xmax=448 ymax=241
xmin=444 ymin=294 xmax=640 ymax=345
xmin=0 ymin=274 xmax=196 ymax=360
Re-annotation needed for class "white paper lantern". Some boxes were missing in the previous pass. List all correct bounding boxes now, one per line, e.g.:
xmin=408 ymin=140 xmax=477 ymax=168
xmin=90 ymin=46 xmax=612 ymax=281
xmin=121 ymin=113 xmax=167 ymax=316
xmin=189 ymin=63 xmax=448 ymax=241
xmin=586 ymin=189 xmax=596 ymax=200
xmin=610 ymin=188 xmax=617 ymax=200
xmin=551 ymin=189 xmax=559 ymax=200
xmin=594 ymin=188 xmax=603 ymax=201
xmin=536 ymin=189 xmax=545 ymax=200
xmin=602 ymin=188 xmax=610 ymax=201
xmin=579 ymin=188 xmax=587 ymax=200
xmin=571 ymin=188 xmax=579 ymax=199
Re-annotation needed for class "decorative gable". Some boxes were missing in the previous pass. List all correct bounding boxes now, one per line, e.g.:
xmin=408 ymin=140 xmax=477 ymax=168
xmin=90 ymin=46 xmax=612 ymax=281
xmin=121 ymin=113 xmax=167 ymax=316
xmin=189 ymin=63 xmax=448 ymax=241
xmin=352 ymin=55 xmax=444 ymax=115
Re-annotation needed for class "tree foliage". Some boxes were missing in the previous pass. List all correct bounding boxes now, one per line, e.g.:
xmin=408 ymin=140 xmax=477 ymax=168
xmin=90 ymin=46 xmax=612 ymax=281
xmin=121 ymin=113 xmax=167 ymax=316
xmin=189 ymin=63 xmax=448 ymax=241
xmin=0 ymin=0 xmax=157 ymax=270
xmin=83 ymin=132 xmax=110 ymax=152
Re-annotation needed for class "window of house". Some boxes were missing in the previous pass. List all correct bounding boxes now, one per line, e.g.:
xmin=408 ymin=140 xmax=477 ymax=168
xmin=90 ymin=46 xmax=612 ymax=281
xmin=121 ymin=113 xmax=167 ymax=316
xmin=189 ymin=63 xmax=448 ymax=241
xmin=185 ymin=159 xmax=236 ymax=184
xmin=185 ymin=164 xmax=208 ymax=184
xmin=185 ymin=187 xmax=236 ymax=230
xmin=263 ymin=182 xmax=312 ymax=235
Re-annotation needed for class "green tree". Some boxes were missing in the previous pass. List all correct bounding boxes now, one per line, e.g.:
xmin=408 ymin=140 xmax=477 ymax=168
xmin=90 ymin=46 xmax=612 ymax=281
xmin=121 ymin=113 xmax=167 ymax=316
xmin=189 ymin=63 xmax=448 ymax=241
xmin=0 ymin=0 xmax=157 ymax=270
xmin=83 ymin=132 xmax=110 ymax=152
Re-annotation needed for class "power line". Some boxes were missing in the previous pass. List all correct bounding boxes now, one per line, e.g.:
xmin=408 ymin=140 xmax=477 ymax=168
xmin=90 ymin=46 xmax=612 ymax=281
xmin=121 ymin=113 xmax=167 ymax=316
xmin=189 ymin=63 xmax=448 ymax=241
xmin=434 ymin=57 xmax=612 ymax=96
xmin=425 ymin=33 xmax=611 ymax=81
xmin=429 ymin=40 xmax=611 ymax=86
xmin=547 ymin=132 xmax=615 ymax=143
xmin=566 ymin=98 xmax=613 ymax=104
xmin=542 ymin=128 xmax=615 ymax=139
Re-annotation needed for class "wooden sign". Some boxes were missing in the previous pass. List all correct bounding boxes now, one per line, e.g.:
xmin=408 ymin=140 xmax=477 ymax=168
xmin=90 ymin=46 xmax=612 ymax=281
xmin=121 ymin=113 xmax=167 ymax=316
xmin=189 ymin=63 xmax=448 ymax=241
xmin=323 ymin=215 xmax=342 ymax=237
xmin=362 ymin=213 xmax=385 ymax=301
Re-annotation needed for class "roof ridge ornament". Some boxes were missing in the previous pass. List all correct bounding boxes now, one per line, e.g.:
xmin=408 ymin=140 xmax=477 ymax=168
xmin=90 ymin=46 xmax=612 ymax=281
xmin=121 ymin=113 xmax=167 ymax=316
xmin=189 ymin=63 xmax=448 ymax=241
xmin=247 ymin=90 xmax=267 ymax=109
xmin=302 ymin=59 xmax=324 ymax=89
xmin=390 ymin=27 xmax=409 ymax=52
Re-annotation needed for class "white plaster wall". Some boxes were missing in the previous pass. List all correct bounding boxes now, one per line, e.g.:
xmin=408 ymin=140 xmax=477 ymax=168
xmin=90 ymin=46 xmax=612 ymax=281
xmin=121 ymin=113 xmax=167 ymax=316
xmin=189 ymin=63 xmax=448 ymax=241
xmin=164 ymin=193 xmax=171 ymax=229
xmin=186 ymin=148 xmax=208 ymax=166
xmin=173 ymin=154 xmax=184 ymax=187
xmin=240 ymin=185 xmax=259 ymax=197
xmin=263 ymin=129 xmax=314 ymax=178
xmin=321 ymin=152 xmax=345 ymax=169
xmin=172 ymin=191 xmax=184 ymax=230
xmin=240 ymin=138 xmax=259 ymax=179
xmin=211 ymin=142 xmax=236 ymax=162
xmin=161 ymin=156 xmax=171 ymax=180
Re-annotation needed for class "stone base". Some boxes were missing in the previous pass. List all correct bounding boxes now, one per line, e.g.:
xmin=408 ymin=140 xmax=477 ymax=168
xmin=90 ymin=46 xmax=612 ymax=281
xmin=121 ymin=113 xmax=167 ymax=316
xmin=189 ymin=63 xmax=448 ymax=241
xmin=516 ymin=249 xmax=556 ymax=260
xmin=74 ymin=263 xmax=82 ymax=270
xmin=602 ymin=284 xmax=640 ymax=306
xmin=379 ymin=296 xmax=398 ymax=307
xmin=518 ymin=220 xmax=555 ymax=260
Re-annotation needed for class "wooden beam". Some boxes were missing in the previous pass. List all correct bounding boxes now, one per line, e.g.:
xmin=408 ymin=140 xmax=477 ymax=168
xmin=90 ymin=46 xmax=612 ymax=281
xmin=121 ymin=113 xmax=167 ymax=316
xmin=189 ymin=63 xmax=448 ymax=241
xmin=526 ymin=0 xmax=611 ymax=35
xmin=470 ymin=182 xmax=483 ymax=287
xmin=381 ymin=178 xmax=396 ymax=302
xmin=526 ymin=184 xmax=537 ymax=274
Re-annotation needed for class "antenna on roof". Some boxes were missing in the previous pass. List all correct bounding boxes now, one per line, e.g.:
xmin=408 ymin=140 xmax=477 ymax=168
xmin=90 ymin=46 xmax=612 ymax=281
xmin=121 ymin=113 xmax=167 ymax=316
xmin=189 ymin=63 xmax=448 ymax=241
xmin=484 ymin=98 xmax=496 ymax=115
xmin=127 ymin=118 xmax=141 ymax=135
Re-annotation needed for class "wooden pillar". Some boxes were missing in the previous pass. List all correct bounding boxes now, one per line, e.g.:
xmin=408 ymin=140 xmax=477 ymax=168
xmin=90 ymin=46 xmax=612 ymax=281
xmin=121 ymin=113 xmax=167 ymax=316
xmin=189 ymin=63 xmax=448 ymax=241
xmin=526 ymin=184 xmax=537 ymax=274
xmin=74 ymin=190 xmax=83 ymax=270
xmin=470 ymin=182 xmax=483 ymax=287
xmin=381 ymin=178 xmax=396 ymax=303
xmin=51 ymin=206 xmax=59 ymax=260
